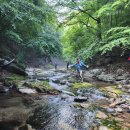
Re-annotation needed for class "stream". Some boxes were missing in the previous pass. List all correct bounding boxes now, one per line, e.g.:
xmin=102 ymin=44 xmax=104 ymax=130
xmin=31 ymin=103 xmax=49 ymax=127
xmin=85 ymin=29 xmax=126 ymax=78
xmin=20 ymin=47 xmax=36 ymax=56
xmin=0 ymin=68 xmax=130 ymax=130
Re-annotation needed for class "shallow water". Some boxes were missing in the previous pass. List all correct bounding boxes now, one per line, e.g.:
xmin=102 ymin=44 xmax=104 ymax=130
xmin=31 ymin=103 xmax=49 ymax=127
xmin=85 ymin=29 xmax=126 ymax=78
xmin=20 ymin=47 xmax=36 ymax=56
xmin=27 ymin=95 xmax=96 ymax=130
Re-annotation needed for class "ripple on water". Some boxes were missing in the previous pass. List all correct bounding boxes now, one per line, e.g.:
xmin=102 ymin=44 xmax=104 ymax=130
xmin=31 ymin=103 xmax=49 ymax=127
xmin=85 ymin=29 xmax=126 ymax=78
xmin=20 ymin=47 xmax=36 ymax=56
xmin=27 ymin=95 xmax=96 ymax=130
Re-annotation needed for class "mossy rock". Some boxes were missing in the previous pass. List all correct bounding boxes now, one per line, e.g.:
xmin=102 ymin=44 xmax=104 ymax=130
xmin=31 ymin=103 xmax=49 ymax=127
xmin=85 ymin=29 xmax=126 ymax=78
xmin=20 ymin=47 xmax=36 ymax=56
xmin=100 ymin=86 xmax=123 ymax=96
xmin=29 ymin=81 xmax=58 ymax=93
xmin=71 ymin=82 xmax=92 ymax=89
xmin=3 ymin=74 xmax=26 ymax=87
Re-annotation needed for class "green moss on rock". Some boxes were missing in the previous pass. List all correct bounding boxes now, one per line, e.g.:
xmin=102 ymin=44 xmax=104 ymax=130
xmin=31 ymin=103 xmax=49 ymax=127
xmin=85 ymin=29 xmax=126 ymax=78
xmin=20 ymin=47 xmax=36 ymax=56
xmin=71 ymin=82 xmax=92 ymax=89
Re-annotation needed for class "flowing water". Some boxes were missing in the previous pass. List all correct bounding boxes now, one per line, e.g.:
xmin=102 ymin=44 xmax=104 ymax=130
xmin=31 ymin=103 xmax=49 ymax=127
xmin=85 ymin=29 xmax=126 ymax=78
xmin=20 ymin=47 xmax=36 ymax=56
xmin=26 ymin=69 xmax=107 ymax=130
xmin=1 ymin=68 xmax=129 ymax=130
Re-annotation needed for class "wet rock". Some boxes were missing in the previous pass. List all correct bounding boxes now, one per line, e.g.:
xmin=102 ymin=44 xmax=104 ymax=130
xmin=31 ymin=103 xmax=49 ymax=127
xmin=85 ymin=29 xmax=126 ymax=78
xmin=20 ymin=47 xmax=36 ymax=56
xmin=79 ymin=103 xmax=91 ymax=109
xmin=97 ymin=74 xmax=115 ymax=82
xmin=66 ymin=82 xmax=73 ymax=87
xmin=37 ymin=77 xmax=49 ymax=81
xmin=99 ymin=126 xmax=108 ymax=130
xmin=62 ymin=90 xmax=75 ymax=96
xmin=19 ymin=124 xmax=35 ymax=130
xmin=52 ymin=79 xmax=60 ymax=84
xmin=117 ymin=84 xmax=122 ymax=89
xmin=35 ymin=87 xmax=45 ymax=93
xmin=116 ymin=76 xmax=126 ymax=81
xmin=124 ymin=84 xmax=130 ymax=89
xmin=23 ymin=82 xmax=32 ymax=88
xmin=60 ymin=80 xmax=66 ymax=85
xmin=116 ymin=69 xmax=124 ymax=76
xmin=74 ymin=96 xmax=88 ymax=102
xmin=0 ymin=85 xmax=7 ymax=93
xmin=89 ymin=69 xmax=103 ymax=76
xmin=114 ymin=117 xmax=124 ymax=122
xmin=115 ymin=107 xmax=123 ymax=112
xmin=96 ymin=111 xmax=108 ymax=119
xmin=19 ymin=88 xmax=37 ymax=94
xmin=106 ymin=108 xmax=114 ymax=113
xmin=109 ymin=98 xmax=115 ymax=104
xmin=128 ymin=89 xmax=130 ymax=93
xmin=61 ymin=94 xmax=69 ymax=100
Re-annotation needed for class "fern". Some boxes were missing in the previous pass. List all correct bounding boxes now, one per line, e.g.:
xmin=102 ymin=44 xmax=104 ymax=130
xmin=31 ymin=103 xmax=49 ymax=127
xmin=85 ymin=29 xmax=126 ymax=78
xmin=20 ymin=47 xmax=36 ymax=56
xmin=100 ymin=27 xmax=130 ymax=54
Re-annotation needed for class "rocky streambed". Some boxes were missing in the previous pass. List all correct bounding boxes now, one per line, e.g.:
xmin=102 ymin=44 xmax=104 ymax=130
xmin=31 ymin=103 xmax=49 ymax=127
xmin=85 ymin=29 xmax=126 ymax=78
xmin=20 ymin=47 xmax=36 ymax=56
xmin=0 ymin=67 xmax=130 ymax=130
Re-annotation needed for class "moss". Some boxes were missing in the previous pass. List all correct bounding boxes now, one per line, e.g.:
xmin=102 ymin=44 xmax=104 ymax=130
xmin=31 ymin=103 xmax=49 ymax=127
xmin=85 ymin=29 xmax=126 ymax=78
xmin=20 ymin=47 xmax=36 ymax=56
xmin=3 ymin=73 xmax=26 ymax=86
xmin=71 ymin=82 xmax=92 ymax=89
xmin=102 ymin=119 xmax=121 ymax=130
xmin=100 ymin=86 xmax=123 ymax=96
xmin=30 ymin=81 xmax=55 ymax=91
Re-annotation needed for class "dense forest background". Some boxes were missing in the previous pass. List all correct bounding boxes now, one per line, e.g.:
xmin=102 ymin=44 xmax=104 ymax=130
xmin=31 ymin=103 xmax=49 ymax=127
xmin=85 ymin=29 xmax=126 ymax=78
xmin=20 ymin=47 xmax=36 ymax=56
xmin=0 ymin=0 xmax=62 ymax=66
xmin=0 ymin=0 xmax=130 ymax=66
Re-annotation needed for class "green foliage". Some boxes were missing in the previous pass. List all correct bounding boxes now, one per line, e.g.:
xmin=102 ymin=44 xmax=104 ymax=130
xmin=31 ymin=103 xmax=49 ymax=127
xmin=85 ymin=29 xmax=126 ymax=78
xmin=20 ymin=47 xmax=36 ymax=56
xmin=60 ymin=0 xmax=130 ymax=61
xmin=0 ymin=0 xmax=62 ymax=63
xmin=100 ymin=27 xmax=130 ymax=54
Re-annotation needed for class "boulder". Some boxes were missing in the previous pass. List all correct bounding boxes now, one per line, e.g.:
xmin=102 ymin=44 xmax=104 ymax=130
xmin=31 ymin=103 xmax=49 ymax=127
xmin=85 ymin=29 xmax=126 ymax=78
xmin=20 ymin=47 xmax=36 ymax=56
xmin=96 ymin=111 xmax=108 ymax=119
xmin=74 ymin=96 xmax=88 ymax=102
xmin=115 ymin=107 xmax=123 ymax=112
xmin=116 ymin=69 xmax=124 ymax=76
xmin=97 ymin=74 xmax=115 ymax=82
xmin=89 ymin=69 xmax=103 ymax=77
xmin=6 ymin=64 xmax=27 ymax=76
xmin=0 ymin=85 xmax=7 ymax=93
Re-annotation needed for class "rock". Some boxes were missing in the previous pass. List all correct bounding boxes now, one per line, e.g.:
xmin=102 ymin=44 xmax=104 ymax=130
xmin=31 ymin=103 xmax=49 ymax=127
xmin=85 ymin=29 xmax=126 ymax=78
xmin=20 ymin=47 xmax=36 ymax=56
xmin=97 ymin=74 xmax=115 ymax=82
xmin=66 ymin=82 xmax=73 ymax=87
xmin=116 ymin=76 xmax=126 ymax=81
xmin=37 ymin=77 xmax=49 ymax=81
xmin=19 ymin=124 xmax=35 ymax=130
xmin=79 ymin=103 xmax=90 ymax=108
xmin=6 ymin=63 xmax=27 ymax=76
xmin=106 ymin=108 xmax=114 ymax=113
xmin=128 ymin=89 xmax=130 ymax=93
xmin=114 ymin=117 xmax=124 ymax=122
xmin=0 ymin=85 xmax=7 ymax=93
xmin=62 ymin=90 xmax=75 ymax=96
xmin=96 ymin=111 xmax=108 ymax=119
xmin=115 ymin=107 xmax=123 ymax=112
xmin=23 ymin=82 xmax=32 ymax=88
xmin=124 ymin=84 xmax=130 ymax=89
xmin=19 ymin=88 xmax=37 ymax=94
xmin=116 ymin=69 xmax=124 ymax=76
xmin=52 ymin=79 xmax=60 ymax=84
xmin=89 ymin=69 xmax=103 ymax=76
xmin=74 ymin=96 xmax=88 ymax=102
xmin=108 ymin=98 xmax=115 ymax=104
xmin=117 ymin=84 xmax=122 ymax=89
xmin=99 ymin=126 xmax=108 ymax=130
xmin=109 ymin=100 xmax=126 ymax=107
xmin=60 ymin=80 xmax=66 ymax=85
xmin=35 ymin=87 xmax=45 ymax=93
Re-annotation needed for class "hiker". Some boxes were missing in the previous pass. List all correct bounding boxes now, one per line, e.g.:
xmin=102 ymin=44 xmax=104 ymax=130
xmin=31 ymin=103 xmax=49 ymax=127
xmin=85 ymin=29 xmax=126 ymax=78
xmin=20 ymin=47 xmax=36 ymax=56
xmin=54 ymin=62 xmax=58 ymax=70
xmin=128 ymin=54 xmax=130 ymax=62
xmin=67 ymin=61 xmax=70 ymax=70
xmin=69 ymin=58 xmax=88 ymax=82
xmin=76 ymin=58 xmax=88 ymax=82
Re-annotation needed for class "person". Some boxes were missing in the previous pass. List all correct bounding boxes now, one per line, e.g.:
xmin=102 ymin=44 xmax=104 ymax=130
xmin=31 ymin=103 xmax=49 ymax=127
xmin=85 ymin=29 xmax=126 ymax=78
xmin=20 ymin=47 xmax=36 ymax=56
xmin=66 ymin=61 xmax=70 ymax=70
xmin=128 ymin=54 xmax=130 ymax=62
xmin=69 ymin=58 xmax=88 ymax=82
xmin=75 ymin=58 xmax=88 ymax=82
xmin=54 ymin=62 xmax=58 ymax=70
